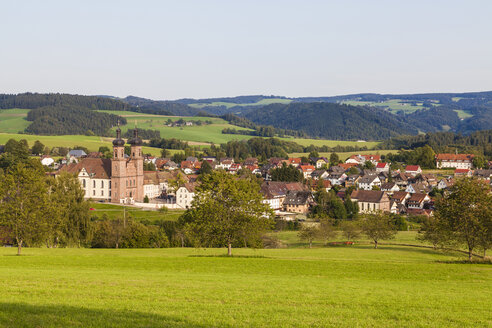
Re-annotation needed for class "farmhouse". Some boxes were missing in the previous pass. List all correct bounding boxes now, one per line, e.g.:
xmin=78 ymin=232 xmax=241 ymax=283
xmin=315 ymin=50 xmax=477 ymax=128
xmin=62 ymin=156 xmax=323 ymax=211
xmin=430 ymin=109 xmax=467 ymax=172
xmin=357 ymin=175 xmax=381 ymax=190
xmin=176 ymin=183 xmax=197 ymax=209
xmin=436 ymin=153 xmax=474 ymax=169
xmin=283 ymin=191 xmax=314 ymax=214
xmin=405 ymin=165 xmax=422 ymax=176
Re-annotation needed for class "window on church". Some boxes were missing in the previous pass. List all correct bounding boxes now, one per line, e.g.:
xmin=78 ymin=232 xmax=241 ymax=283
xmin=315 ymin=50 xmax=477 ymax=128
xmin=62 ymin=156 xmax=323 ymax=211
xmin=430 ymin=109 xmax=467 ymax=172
xmin=101 ymin=190 xmax=104 ymax=196
xmin=93 ymin=190 xmax=95 ymax=196
xmin=115 ymin=151 xmax=117 ymax=158
xmin=101 ymin=181 xmax=104 ymax=188
xmin=83 ymin=179 xmax=86 ymax=188
xmin=93 ymin=180 xmax=96 ymax=188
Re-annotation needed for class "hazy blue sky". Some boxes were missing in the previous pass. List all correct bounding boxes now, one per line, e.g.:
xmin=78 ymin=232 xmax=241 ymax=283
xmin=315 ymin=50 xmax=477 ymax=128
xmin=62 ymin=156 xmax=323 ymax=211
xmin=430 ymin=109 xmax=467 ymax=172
xmin=1 ymin=1 xmax=492 ymax=99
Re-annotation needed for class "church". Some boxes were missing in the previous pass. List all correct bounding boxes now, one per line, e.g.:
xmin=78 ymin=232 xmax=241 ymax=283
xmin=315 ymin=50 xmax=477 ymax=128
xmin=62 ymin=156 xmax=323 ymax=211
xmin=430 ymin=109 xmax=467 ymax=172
xmin=61 ymin=126 xmax=144 ymax=204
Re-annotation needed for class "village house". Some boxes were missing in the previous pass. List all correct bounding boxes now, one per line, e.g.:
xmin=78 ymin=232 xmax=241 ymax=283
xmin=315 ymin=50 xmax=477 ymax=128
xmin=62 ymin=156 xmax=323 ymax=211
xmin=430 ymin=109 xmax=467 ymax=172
xmin=390 ymin=191 xmax=411 ymax=207
xmin=345 ymin=154 xmax=380 ymax=165
xmin=216 ymin=158 xmax=234 ymax=170
xmin=311 ymin=157 xmax=328 ymax=169
xmin=436 ymin=153 xmax=474 ymax=169
xmin=357 ymin=175 xmax=381 ymax=190
xmin=328 ymin=172 xmax=347 ymax=186
xmin=375 ymin=162 xmax=390 ymax=173
xmin=283 ymin=191 xmax=314 ymax=214
xmin=454 ymin=168 xmax=473 ymax=177
xmin=380 ymin=182 xmax=399 ymax=193
xmin=405 ymin=165 xmax=422 ymax=176
xmin=298 ymin=165 xmax=315 ymax=179
xmin=407 ymin=193 xmax=431 ymax=209
xmin=283 ymin=157 xmax=301 ymax=168
xmin=350 ymin=190 xmax=390 ymax=213
xmin=260 ymin=181 xmax=305 ymax=211
xmin=176 ymin=182 xmax=197 ymax=209
xmin=344 ymin=174 xmax=360 ymax=188
xmin=474 ymin=169 xmax=492 ymax=181
xmin=405 ymin=182 xmax=432 ymax=194
xmin=310 ymin=169 xmax=329 ymax=180
xmin=437 ymin=178 xmax=455 ymax=190
xmin=40 ymin=155 xmax=54 ymax=166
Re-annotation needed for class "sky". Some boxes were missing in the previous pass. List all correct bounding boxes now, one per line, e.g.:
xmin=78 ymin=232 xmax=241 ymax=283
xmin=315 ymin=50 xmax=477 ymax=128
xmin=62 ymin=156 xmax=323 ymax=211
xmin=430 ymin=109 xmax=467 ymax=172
xmin=1 ymin=0 xmax=492 ymax=100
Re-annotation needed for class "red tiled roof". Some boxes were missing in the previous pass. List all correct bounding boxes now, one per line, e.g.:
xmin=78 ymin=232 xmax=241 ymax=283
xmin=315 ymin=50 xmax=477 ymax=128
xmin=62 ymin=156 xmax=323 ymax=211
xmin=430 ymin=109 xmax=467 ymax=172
xmin=436 ymin=153 xmax=474 ymax=161
xmin=376 ymin=162 xmax=388 ymax=168
xmin=60 ymin=158 xmax=112 ymax=179
xmin=405 ymin=165 xmax=421 ymax=171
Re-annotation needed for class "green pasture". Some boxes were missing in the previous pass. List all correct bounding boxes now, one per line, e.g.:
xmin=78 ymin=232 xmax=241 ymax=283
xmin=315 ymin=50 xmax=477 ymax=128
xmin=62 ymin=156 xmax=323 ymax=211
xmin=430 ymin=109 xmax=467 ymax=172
xmin=0 ymin=133 xmax=162 ymax=156
xmin=89 ymin=202 xmax=184 ymax=223
xmin=0 ymin=238 xmax=490 ymax=328
xmin=453 ymin=109 xmax=474 ymax=119
xmin=0 ymin=108 xmax=31 ymax=133
xmin=288 ymin=149 xmax=397 ymax=161
xmin=188 ymin=98 xmax=292 ymax=109
xmin=340 ymin=99 xmax=433 ymax=114
xmin=279 ymin=137 xmax=380 ymax=149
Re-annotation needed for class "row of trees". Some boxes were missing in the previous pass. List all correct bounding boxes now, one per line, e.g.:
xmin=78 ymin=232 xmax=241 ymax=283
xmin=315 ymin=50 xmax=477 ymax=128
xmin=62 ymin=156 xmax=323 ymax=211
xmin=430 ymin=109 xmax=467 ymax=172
xmin=298 ymin=212 xmax=397 ymax=249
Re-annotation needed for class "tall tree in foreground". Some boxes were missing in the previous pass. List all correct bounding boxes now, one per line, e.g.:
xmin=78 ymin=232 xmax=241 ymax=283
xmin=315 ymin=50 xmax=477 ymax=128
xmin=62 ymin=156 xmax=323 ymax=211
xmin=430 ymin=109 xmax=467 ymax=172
xmin=184 ymin=171 xmax=274 ymax=256
xmin=432 ymin=178 xmax=491 ymax=260
xmin=340 ymin=220 xmax=361 ymax=242
xmin=0 ymin=164 xmax=50 ymax=255
xmin=361 ymin=211 xmax=397 ymax=248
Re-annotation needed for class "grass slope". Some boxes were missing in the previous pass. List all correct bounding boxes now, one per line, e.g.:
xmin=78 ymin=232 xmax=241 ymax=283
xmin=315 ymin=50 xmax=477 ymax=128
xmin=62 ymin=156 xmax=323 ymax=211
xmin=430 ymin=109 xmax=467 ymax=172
xmin=0 ymin=241 xmax=490 ymax=327
xmin=0 ymin=109 xmax=31 ymax=133
xmin=0 ymin=133 xmax=162 ymax=156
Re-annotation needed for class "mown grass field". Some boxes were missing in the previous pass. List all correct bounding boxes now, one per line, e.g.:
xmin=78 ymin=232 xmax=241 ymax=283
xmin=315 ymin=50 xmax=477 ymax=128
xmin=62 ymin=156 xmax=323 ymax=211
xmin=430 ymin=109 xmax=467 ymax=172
xmin=0 ymin=133 xmax=163 ymax=157
xmin=340 ymin=99 xmax=434 ymax=114
xmin=188 ymin=98 xmax=292 ymax=109
xmin=89 ymin=202 xmax=184 ymax=223
xmin=0 ymin=236 xmax=490 ymax=328
xmin=0 ymin=109 xmax=31 ymax=133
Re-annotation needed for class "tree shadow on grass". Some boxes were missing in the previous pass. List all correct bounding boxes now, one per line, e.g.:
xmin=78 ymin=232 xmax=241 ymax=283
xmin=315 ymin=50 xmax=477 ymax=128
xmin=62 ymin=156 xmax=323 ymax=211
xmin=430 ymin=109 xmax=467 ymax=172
xmin=0 ymin=302 xmax=230 ymax=328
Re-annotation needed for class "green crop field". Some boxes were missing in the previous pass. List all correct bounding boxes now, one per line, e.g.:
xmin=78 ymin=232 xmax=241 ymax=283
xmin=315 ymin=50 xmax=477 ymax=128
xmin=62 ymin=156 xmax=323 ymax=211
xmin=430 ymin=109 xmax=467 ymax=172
xmin=288 ymin=149 xmax=397 ymax=161
xmin=188 ymin=98 xmax=292 ymax=109
xmin=453 ymin=109 xmax=474 ymax=119
xmin=340 ymin=99 xmax=435 ymax=114
xmin=0 ymin=232 xmax=490 ymax=328
xmin=0 ymin=108 xmax=31 ymax=133
xmin=280 ymin=137 xmax=380 ymax=149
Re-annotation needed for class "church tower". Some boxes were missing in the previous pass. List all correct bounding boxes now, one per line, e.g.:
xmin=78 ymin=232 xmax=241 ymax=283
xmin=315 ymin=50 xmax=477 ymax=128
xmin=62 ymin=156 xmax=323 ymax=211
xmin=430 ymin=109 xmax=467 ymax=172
xmin=111 ymin=125 xmax=126 ymax=203
xmin=128 ymin=128 xmax=144 ymax=201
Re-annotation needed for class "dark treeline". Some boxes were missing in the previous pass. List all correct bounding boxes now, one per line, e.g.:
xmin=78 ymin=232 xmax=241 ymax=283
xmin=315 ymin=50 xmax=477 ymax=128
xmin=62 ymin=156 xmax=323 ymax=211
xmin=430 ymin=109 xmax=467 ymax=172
xmin=123 ymin=128 xmax=160 ymax=140
xmin=201 ymin=137 xmax=373 ymax=162
xmin=147 ymin=138 xmax=189 ymax=150
xmin=25 ymin=106 xmax=125 ymax=136
xmin=0 ymin=93 xmax=133 ymax=111
xmin=122 ymin=96 xmax=200 ymax=116
xmin=221 ymin=113 xmax=306 ymax=137
xmin=380 ymin=130 xmax=492 ymax=159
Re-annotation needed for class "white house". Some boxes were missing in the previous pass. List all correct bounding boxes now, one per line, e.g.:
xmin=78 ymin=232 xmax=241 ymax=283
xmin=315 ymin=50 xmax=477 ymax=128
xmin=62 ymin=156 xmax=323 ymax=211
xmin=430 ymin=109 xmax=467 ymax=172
xmin=375 ymin=162 xmax=390 ymax=173
xmin=405 ymin=165 xmax=422 ymax=176
xmin=176 ymin=183 xmax=196 ymax=209
xmin=357 ymin=175 xmax=381 ymax=190
xmin=436 ymin=153 xmax=474 ymax=169
xmin=40 ymin=156 xmax=55 ymax=166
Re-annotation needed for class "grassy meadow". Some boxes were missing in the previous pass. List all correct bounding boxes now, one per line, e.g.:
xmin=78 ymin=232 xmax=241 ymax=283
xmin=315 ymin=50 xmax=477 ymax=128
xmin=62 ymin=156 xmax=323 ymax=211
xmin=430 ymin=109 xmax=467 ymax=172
xmin=340 ymin=99 xmax=436 ymax=114
xmin=0 ymin=234 xmax=490 ymax=328
xmin=0 ymin=109 xmax=31 ymax=133
xmin=187 ymin=98 xmax=292 ymax=109
xmin=89 ymin=202 xmax=184 ymax=223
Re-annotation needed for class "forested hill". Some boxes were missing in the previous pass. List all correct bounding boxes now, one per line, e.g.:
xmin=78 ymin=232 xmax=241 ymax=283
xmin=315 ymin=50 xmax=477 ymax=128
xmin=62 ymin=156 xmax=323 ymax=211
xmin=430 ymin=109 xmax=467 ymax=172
xmin=122 ymin=96 xmax=202 ymax=116
xmin=244 ymin=102 xmax=418 ymax=140
xmin=0 ymin=93 xmax=133 ymax=111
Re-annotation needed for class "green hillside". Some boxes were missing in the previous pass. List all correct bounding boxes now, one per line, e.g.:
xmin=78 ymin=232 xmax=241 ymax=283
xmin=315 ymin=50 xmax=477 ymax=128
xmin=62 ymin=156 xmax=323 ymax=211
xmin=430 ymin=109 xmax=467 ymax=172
xmin=0 ymin=108 xmax=31 ymax=133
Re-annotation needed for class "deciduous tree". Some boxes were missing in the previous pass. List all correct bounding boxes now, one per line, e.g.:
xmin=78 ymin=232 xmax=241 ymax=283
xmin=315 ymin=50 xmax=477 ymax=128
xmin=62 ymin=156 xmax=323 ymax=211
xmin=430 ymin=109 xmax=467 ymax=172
xmin=361 ymin=211 xmax=397 ymax=248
